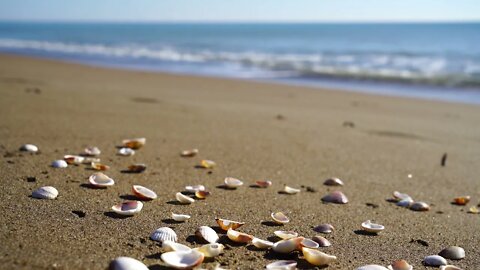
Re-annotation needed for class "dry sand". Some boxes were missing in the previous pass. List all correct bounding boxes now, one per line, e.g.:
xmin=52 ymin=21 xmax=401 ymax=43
xmin=0 ymin=53 xmax=479 ymax=269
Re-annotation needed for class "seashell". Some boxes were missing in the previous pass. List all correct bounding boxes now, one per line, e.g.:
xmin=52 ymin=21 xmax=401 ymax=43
xmin=122 ymin=138 xmax=146 ymax=150
xmin=118 ymin=147 xmax=135 ymax=156
xmin=109 ymin=256 xmax=149 ymax=270
xmin=322 ymin=191 xmax=348 ymax=204
xmin=468 ymin=206 xmax=479 ymax=214
xmin=226 ymin=228 xmax=253 ymax=244
xmin=255 ymin=180 xmax=272 ymax=188
xmin=150 ymin=227 xmax=178 ymax=243
xmin=224 ymin=177 xmax=243 ymax=188
xmin=215 ymin=218 xmax=245 ymax=231
xmin=283 ymin=185 xmax=300 ymax=194
xmin=127 ymin=163 xmax=146 ymax=173
xmin=195 ymin=243 xmax=224 ymax=258
xmin=252 ymin=238 xmax=274 ymax=249
xmin=452 ymin=196 xmax=470 ymax=205
xmin=88 ymin=172 xmax=115 ymax=187
xmin=387 ymin=260 xmax=413 ymax=270
xmin=410 ymin=201 xmax=430 ymax=211
xmin=111 ymin=201 xmax=143 ymax=216
xmin=19 ymin=144 xmax=38 ymax=153
xmin=438 ymin=246 xmax=465 ymax=260
xmin=300 ymin=238 xmax=320 ymax=249
xmin=440 ymin=265 xmax=464 ymax=270
xmin=83 ymin=146 xmax=101 ymax=156
xmin=266 ymin=260 xmax=297 ymax=270
xmin=393 ymin=191 xmax=412 ymax=202
xmin=162 ymin=240 xmax=191 ymax=252
xmin=313 ymin=224 xmax=335 ymax=234
xmin=83 ymin=157 xmax=100 ymax=164
xmin=423 ymin=255 xmax=447 ymax=266
xmin=63 ymin=155 xmax=85 ymax=165
xmin=271 ymin=212 xmax=289 ymax=224
xmin=171 ymin=213 xmax=191 ymax=222
xmin=396 ymin=197 xmax=413 ymax=207
xmin=180 ymin=148 xmax=198 ymax=157
xmin=361 ymin=220 xmax=384 ymax=234
xmin=132 ymin=185 xmax=157 ymax=200
xmin=195 ymin=226 xmax=219 ymax=244
xmin=302 ymin=247 xmax=337 ymax=266
xmin=312 ymin=236 xmax=331 ymax=247
xmin=91 ymin=161 xmax=109 ymax=171
xmin=356 ymin=265 xmax=390 ymax=270
xmin=323 ymin=177 xmax=344 ymax=186
xmin=195 ymin=190 xmax=210 ymax=199
xmin=51 ymin=160 xmax=68 ymax=168
xmin=272 ymin=237 xmax=304 ymax=253
xmin=161 ymin=249 xmax=204 ymax=269
xmin=31 ymin=186 xmax=58 ymax=199
xmin=176 ymin=192 xmax=195 ymax=204
xmin=274 ymin=230 xmax=298 ymax=240
xmin=200 ymin=159 xmax=216 ymax=169
xmin=185 ymin=185 xmax=205 ymax=193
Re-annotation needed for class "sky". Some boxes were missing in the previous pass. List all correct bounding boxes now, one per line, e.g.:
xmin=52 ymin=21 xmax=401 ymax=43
xmin=0 ymin=0 xmax=479 ymax=23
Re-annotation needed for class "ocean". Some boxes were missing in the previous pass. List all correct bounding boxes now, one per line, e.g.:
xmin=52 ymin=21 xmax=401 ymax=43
xmin=1 ymin=22 xmax=479 ymax=103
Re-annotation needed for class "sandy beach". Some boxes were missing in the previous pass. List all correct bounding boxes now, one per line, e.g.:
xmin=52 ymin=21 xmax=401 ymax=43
xmin=0 ymin=53 xmax=479 ymax=269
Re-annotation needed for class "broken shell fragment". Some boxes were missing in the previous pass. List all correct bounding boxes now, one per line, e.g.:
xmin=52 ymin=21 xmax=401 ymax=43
xmin=387 ymin=260 xmax=413 ymax=270
xmin=323 ymin=177 xmax=344 ymax=186
xmin=111 ymin=201 xmax=143 ymax=216
xmin=91 ymin=161 xmax=109 ymax=171
xmin=300 ymin=238 xmax=320 ymax=249
xmin=215 ymin=218 xmax=245 ymax=231
xmin=180 ymin=149 xmax=198 ymax=157
xmin=150 ymin=227 xmax=178 ymax=243
xmin=361 ymin=220 xmax=385 ymax=234
xmin=195 ymin=190 xmax=210 ymax=199
xmin=127 ymin=163 xmax=146 ymax=173
xmin=271 ymin=212 xmax=290 ymax=225
xmin=356 ymin=265 xmax=389 ymax=270
xmin=322 ymin=191 xmax=348 ymax=204
xmin=312 ymin=236 xmax=331 ymax=247
xmin=51 ymin=159 xmax=68 ymax=168
xmin=302 ymin=247 xmax=337 ymax=266
xmin=118 ymin=148 xmax=135 ymax=156
xmin=438 ymin=246 xmax=465 ymax=260
xmin=195 ymin=243 xmax=224 ymax=258
xmin=468 ymin=206 xmax=479 ymax=214
xmin=423 ymin=255 xmax=447 ymax=266
xmin=226 ymin=228 xmax=253 ymax=244
xmin=171 ymin=213 xmax=191 ymax=222
xmin=122 ymin=138 xmax=146 ymax=150
xmin=185 ymin=185 xmax=205 ymax=193
xmin=200 ymin=159 xmax=216 ymax=169
xmin=313 ymin=224 xmax=335 ymax=234
xmin=88 ymin=172 xmax=115 ymax=187
xmin=410 ymin=201 xmax=430 ymax=211
xmin=176 ymin=192 xmax=195 ymax=204
xmin=19 ymin=144 xmax=38 ymax=153
xmin=31 ymin=186 xmax=58 ymax=199
xmin=272 ymin=237 xmax=304 ymax=253
xmin=224 ymin=177 xmax=243 ymax=188
xmin=196 ymin=226 xmax=219 ymax=244
xmin=274 ymin=230 xmax=298 ymax=240
xmin=132 ymin=185 xmax=157 ymax=200
xmin=283 ymin=185 xmax=300 ymax=194
xmin=109 ymin=256 xmax=149 ymax=270
xmin=440 ymin=265 xmax=464 ymax=270
xmin=452 ymin=196 xmax=470 ymax=206
xmin=252 ymin=238 xmax=274 ymax=249
xmin=266 ymin=260 xmax=297 ymax=270
xmin=255 ymin=180 xmax=272 ymax=188
xmin=83 ymin=146 xmax=101 ymax=156
xmin=162 ymin=240 xmax=191 ymax=252
xmin=63 ymin=155 xmax=85 ymax=165
xmin=161 ymin=249 xmax=204 ymax=269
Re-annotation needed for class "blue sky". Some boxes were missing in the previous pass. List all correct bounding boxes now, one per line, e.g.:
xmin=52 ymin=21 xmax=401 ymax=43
xmin=0 ymin=0 xmax=479 ymax=22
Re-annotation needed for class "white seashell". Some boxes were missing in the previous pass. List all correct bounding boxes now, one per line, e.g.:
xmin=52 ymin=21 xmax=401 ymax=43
xmin=252 ymin=238 xmax=274 ymax=249
xmin=180 ymin=148 xmax=198 ymax=157
xmin=82 ymin=157 xmax=100 ymax=164
xmin=111 ymin=201 xmax=143 ymax=216
xmin=438 ymin=246 xmax=465 ymax=260
xmin=150 ymin=227 xmax=178 ymax=243
xmin=63 ymin=155 xmax=85 ymax=165
xmin=88 ymin=172 xmax=114 ymax=187
xmin=271 ymin=212 xmax=289 ymax=224
xmin=195 ymin=226 xmax=219 ymax=244
xmin=195 ymin=243 xmax=224 ymax=258
xmin=356 ymin=265 xmax=389 ymax=270
xmin=132 ymin=185 xmax=157 ymax=200
xmin=323 ymin=178 xmax=344 ymax=186
xmin=215 ymin=218 xmax=245 ymax=231
xmin=387 ymin=259 xmax=413 ymax=270
xmin=175 ymin=192 xmax=194 ymax=204
xmin=51 ymin=160 xmax=68 ymax=168
xmin=393 ymin=191 xmax=412 ymax=202
xmin=322 ymin=191 xmax=348 ymax=204
xmin=440 ymin=265 xmax=464 ymax=270
xmin=122 ymin=138 xmax=146 ymax=150
xmin=109 ymin=256 xmax=149 ymax=270
xmin=266 ymin=260 xmax=297 ymax=270
xmin=312 ymin=236 xmax=331 ymax=247
xmin=313 ymin=224 xmax=335 ymax=234
xmin=410 ymin=201 xmax=430 ymax=211
xmin=83 ymin=146 xmax=101 ymax=156
xmin=300 ymin=238 xmax=319 ymax=249
xmin=31 ymin=186 xmax=58 ymax=199
xmin=171 ymin=213 xmax=191 ymax=222
xmin=302 ymin=247 xmax=337 ymax=266
xmin=274 ymin=230 xmax=298 ymax=240
xmin=118 ymin=147 xmax=135 ymax=156
xmin=226 ymin=228 xmax=253 ymax=244
xmin=272 ymin=237 xmax=304 ymax=253
xmin=185 ymin=185 xmax=205 ymax=193
xmin=283 ymin=185 xmax=300 ymax=194
xmin=162 ymin=240 xmax=191 ymax=252
xmin=396 ymin=197 xmax=413 ymax=207
xmin=19 ymin=144 xmax=38 ymax=153
xmin=161 ymin=249 xmax=204 ymax=269
xmin=423 ymin=255 xmax=447 ymax=266
xmin=224 ymin=177 xmax=243 ymax=188
xmin=361 ymin=220 xmax=384 ymax=234
xmin=200 ymin=159 xmax=216 ymax=168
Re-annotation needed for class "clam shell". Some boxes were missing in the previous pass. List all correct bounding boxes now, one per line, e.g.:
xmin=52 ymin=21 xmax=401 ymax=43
xmin=266 ymin=260 xmax=297 ymax=270
xmin=302 ymin=247 xmax=337 ymax=266
xmin=300 ymin=238 xmax=320 ymax=249
xmin=224 ymin=177 xmax=243 ymax=188
xmin=132 ymin=185 xmax=157 ymax=200
xmin=31 ymin=186 xmax=58 ymax=199
xmin=440 ymin=265 xmax=464 ymax=270
xmin=252 ymin=238 xmax=274 ymax=249
xmin=127 ymin=163 xmax=146 ymax=173
xmin=423 ymin=255 xmax=447 ymax=266
xmin=323 ymin=178 xmax=344 ymax=186
xmin=88 ymin=172 xmax=115 ymax=187
xmin=312 ymin=236 xmax=331 ymax=247
xmin=452 ymin=196 xmax=470 ymax=205
xmin=122 ymin=138 xmax=146 ymax=149
xmin=387 ymin=260 xmax=413 ymax=270
xmin=180 ymin=149 xmax=198 ymax=157
xmin=82 ymin=157 xmax=100 ymax=164
xmin=313 ymin=224 xmax=335 ymax=234
xmin=83 ymin=146 xmax=101 ymax=156
xmin=226 ymin=228 xmax=253 ymax=244
xmin=195 ymin=243 xmax=224 ymax=258
xmin=272 ymin=237 xmax=304 ymax=253
xmin=150 ymin=227 xmax=178 ymax=243
xmin=322 ymin=191 xmax=348 ymax=204
xmin=171 ymin=213 xmax=191 ymax=222
xmin=51 ymin=160 xmax=68 ymax=168
xmin=356 ymin=265 xmax=389 ymax=270
xmin=195 ymin=190 xmax=210 ymax=199
xmin=91 ymin=161 xmax=109 ymax=171
xmin=438 ymin=246 xmax=465 ymax=260
xmin=19 ymin=144 xmax=38 ymax=153
xmin=271 ymin=212 xmax=289 ymax=224
xmin=162 ymin=240 xmax=191 ymax=252
xmin=396 ymin=197 xmax=413 ymax=207
xmin=63 ymin=155 xmax=85 ymax=165
xmin=200 ymin=159 xmax=216 ymax=169
xmin=274 ymin=230 xmax=298 ymax=240
xmin=161 ymin=249 xmax=204 ymax=269
xmin=283 ymin=185 xmax=300 ymax=194
xmin=109 ymin=256 xmax=149 ymax=270
xmin=361 ymin=220 xmax=384 ymax=234
xmin=185 ymin=185 xmax=205 ymax=193
xmin=215 ymin=218 xmax=245 ymax=231
xmin=176 ymin=192 xmax=195 ymax=204
xmin=393 ymin=191 xmax=412 ymax=202
xmin=118 ymin=148 xmax=135 ymax=156
xmin=196 ymin=226 xmax=219 ymax=244
xmin=468 ymin=206 xmax=479 ymax=214
xmin=255 ymin=180 xmax=272 ymax=188
xmin=111 ymin=201 xmax=143 ymax=216
xmin=410 ymin=201 xmax=430 ymax=211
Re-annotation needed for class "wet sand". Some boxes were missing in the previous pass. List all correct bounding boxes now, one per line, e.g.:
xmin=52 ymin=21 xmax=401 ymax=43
xmin=0 ymin=53 xmax=479 ymax=269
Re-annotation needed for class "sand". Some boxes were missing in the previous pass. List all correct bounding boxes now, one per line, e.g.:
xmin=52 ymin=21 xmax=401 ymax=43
xmin=0 ymin=53 xmax=479 ymax=270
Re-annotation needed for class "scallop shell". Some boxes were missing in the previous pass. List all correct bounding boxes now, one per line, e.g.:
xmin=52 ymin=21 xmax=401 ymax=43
xmin=356 ymin=265 xmax=390 ymax=270
xmin=111 ymin=201 xmax=143 ymax=216
xmin=361 ymin=220 xmax=384 ymax=234
xmin=224 ymin=177 xmax=243 ymax=188
xmin=272 ymin=237 xmax=304 ymax=253
xmin=162 ymin=240 xmax=191 ymax=252
xmin=63 ymin=155 xmax=85 ymax=165
xmin=195 ymin=243 xmax=224 ymax=258
xmin=283 ymin=185 xmax=300 ymax=194
xmin=89 ymin=172 xmax=115 ymax=187
xmin=176 ymin=192 xmax=195 ymax=204
xmin=387 ymin=259 xmax=413 ymax=270
xmin=185 ymin=185 xmax=205 ymax=193
xmin=215 ymin=218 xmax=245 ymax=231
xmin=51 ymin=160 xmax=68 ymax=168
xmin=271 ymin=212 xmax=289 ymax=224
xmin=438 ymin=246 xmax=465 ymax=260
xmin=171 ymin=213 xmax=191 ymax=222
xmin=19 ymin=144 xmax=38 ymax=153
xmin=313 ymin=224 xmax=335 ymax=234
xmin=161 ymin=249 xmax=204 ymax=269
xmin=255 ymin=180 xmax=272 ymax=188
xmin=423 ymin=255 xmax=447 ymax=266
xmin=118 ymin=148 xmax=135 ymax=156
xmin=300 ymin=238 xmax=320 ymax=249
xmin=266 ymin=260 xmax=297 ymax=270
xmin=440 ymin=265 xmax=464 ymax=270
xmin=252 ymin=238 xmax=274 ymax=249
xmin=226 ymin=228 xmax=253 ymax=244
xmin=195 ymin=190 xmax=210 ymax=199
xmin=200 ymin=159 xmax=216 ymax=169
xmin=150 ymin=227 xmax=178 ymax=243
xmin=410 ymin=201 xmax=430 ymax=211
xmin=323 ymin=178 xmax=344 ymax=186
xmin=91 ymin=161 xmax=109 ymax=171
xmin=83 ymin=146 xmax=101 ymax=156
xmin=312 ymin=236 xmax=331 ymax=247
xmin=180 ymin=149 xmax=198 ymax=157
xmin=452 ymin=196 xmax=470 ymax=205
xmin=109 ymin=256 xmax=149 ymax=270
xmin=302 ymin=247 xmax=337 ymax=266
xmin=31 ymin=186 xmax=58 ymax=199
xmin=132 ymin=185 xmax=157 ymax=200
xmin=195 ymin=226 xmax=219 ymax=244
xmin=127 ymin=163 xmax=146 ymax=173
xmin=122 ymin=137 xmax=146 ymax=149
xmin=322 ymin=191 xmax=348 ymax=204
xmin=274 ymin=230 xmax=298 ymax=240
